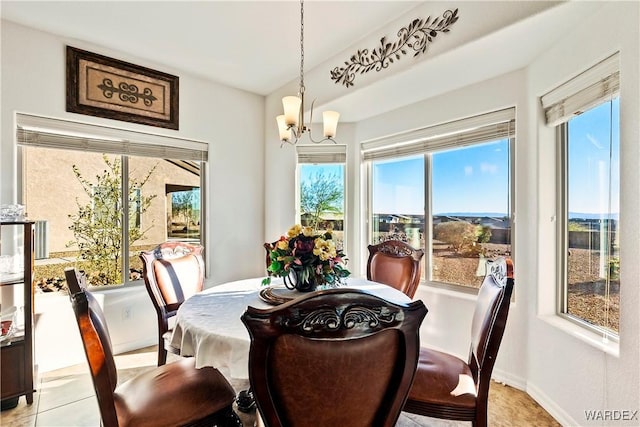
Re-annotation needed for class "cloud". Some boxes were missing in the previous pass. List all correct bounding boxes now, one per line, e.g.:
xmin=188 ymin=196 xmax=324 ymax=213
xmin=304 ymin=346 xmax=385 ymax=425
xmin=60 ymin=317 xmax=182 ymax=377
xmin=464 ymin=166 xmax=473 ymax=176
xmin=586 ymin=133 xmax=603 ymax=149
xmin=480 ymin=162 xmax=497 ymax=174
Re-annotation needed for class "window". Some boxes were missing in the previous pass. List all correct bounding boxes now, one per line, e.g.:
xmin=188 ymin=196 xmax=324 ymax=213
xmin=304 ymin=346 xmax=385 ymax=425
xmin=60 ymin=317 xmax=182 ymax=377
xmin=296 ymin=145 xmax=346 ymax=251
xmin=167 ymin=184 xmax=201 ymax=239
xmin=542 ymin=53 xmax=620 ymax=336
xmin=364 ymin=109 xmax=514 ymax=290
xmin=17 ymin=114 xmax=207 ymax=287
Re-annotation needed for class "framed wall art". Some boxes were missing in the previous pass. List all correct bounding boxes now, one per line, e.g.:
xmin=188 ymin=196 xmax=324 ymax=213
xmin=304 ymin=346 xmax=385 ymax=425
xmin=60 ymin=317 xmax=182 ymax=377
xmin=66 ymin=46 xmax=179 ymax=130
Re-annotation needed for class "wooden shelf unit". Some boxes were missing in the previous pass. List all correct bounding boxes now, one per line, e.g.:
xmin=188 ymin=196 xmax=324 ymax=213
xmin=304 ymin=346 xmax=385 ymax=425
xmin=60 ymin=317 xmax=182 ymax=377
xmin=1 ymin=220 xmax=35 ymax=409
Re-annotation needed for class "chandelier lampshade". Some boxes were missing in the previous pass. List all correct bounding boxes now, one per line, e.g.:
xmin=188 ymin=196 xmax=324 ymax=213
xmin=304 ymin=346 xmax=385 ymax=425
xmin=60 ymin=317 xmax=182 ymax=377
xmin=322 ymin=111 xmax=340 ymax=138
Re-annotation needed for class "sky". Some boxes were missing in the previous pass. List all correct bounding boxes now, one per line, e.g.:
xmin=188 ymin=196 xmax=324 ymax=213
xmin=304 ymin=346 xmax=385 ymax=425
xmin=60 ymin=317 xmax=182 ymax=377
xmin=299 ymin=164 xmax=344 ymax=188
xmin=568 ymin=98 xmax=619 ymax=215
xmin=300 ymin=98 xmax=619 ymax=218
xmin=372 ymin=140 xmax=510 ymax=216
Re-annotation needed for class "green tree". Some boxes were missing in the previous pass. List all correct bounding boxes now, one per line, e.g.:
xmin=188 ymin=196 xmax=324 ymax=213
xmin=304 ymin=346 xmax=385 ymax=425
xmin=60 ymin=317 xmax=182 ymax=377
xmin=300 ymin=171 xmax=343 ymax=230
xmin=172 ymin=190 xmax=195 ymax=226
xmin=67 ymin=156 xmax=157 ymax=285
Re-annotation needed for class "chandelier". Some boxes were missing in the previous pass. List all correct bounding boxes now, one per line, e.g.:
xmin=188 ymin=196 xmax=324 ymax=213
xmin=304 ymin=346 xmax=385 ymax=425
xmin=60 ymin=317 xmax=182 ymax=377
xmin=276 ymin=0 xmax=339 ymax=145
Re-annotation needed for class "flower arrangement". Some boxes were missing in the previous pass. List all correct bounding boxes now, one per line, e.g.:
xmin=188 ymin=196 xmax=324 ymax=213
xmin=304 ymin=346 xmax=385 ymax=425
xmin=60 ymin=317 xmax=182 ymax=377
xmin=263 ymin=224 xmax=350 ymax=291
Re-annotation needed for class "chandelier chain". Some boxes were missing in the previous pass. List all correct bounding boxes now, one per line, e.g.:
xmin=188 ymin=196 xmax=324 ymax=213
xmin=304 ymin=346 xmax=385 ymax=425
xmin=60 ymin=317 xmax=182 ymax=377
xmin=277 ymin=0 xmax=338 ymax=145
xmin=299 ymin=0 xmax=305 ymax=94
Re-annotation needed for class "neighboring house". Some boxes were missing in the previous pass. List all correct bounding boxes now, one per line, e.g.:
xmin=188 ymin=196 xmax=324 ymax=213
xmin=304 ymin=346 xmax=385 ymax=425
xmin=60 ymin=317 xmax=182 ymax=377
xmin=23 ymin=147 xmax=199 ymax=254
xmin=300 ymin=211 xmax=344 ymax=231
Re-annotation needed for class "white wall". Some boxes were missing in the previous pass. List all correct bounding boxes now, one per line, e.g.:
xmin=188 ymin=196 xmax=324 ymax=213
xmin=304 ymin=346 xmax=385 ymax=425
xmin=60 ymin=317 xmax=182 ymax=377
xmin=267 ymin=2 xmax=640 ymax=426
xmin=527 ymin=2 xmax=640 ymax=426
xmin=1 ymin=21 xmax=267 ymax=369
xmin=34 ymin=288 xmax=157 ymax=372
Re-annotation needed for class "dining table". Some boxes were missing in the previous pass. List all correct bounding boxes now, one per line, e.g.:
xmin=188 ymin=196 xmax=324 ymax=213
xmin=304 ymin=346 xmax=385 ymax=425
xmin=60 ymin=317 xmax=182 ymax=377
xmin=169 ymin=276 xmax=412 ymax=380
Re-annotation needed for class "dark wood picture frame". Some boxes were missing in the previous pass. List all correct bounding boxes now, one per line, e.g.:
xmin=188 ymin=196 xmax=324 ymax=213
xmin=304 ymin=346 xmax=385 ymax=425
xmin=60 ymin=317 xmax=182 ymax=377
xmin=66 ymin=46 xmax=179 ymax=130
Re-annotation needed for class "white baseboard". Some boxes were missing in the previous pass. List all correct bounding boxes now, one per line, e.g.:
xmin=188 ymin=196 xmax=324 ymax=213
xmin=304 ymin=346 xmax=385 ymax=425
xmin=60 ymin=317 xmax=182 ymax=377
xmin=491 ymin=369 xmax=577 ymax=426
xmin=492 ymin=367 xmax=527 ymax=391
xmin=112 ymin=337 xmax=157 ymax=355
xmin=526 ymin=381 xmax=577 ymax=427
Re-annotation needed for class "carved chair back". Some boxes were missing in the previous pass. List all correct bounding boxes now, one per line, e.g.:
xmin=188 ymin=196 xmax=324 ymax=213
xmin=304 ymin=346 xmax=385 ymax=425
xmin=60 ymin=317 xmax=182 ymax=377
xmin=468 ymin=257 xmax=514 ymax=407
xmin=367 ymin=240 xmax=424 ymax=298
xmin=264 ymin=241 xmax=278 ymax=276
xmin=140 ymin=241 xmax=205 ymax=365
xmin=242 ymin=288 xmax=428 ymax=427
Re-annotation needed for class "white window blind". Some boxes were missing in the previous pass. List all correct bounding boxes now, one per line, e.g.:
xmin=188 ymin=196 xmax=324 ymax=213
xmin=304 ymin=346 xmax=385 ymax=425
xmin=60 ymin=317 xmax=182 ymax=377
xmin=541 ymin=52 xmax=620 ymax=127
xmin=361 ymin=108 xmax=515 ymax=161
xmin=296 ymin=144 xmax=346 ymax=164
xmin=16 ymin=113 xmax=208 ymax=162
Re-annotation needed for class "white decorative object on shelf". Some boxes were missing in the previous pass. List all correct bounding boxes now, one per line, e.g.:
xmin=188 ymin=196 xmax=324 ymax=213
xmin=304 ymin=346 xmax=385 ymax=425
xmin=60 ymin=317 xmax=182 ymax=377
xmin=0 ymin=204 xmax=25 ymax=221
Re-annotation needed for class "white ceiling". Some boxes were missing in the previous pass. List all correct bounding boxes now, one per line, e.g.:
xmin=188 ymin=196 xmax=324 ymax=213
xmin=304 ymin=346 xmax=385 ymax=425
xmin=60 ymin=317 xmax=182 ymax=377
xmin=1 ymin=1 xmax=421 ymax=95
xmin=1 ymin=1 xmax=605 ymax=122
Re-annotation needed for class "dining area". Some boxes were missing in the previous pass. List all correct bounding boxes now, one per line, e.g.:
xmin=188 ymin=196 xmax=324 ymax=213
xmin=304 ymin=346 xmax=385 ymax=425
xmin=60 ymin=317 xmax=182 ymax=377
xmin=1 ymin=1 xmax=638 ymax=425
xmin=53 ymin=225 xmax=517 ymax=427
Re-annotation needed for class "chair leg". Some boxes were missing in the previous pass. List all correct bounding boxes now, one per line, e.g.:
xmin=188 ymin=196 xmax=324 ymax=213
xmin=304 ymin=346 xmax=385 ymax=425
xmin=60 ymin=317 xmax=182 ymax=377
xmin=236 ymin=388 xmax=256 ymax=413
xmin=219 ymin=406 xmax=243 ymax=427
xmin=158 ymin=335 xmax=168 ymax=366
xmin=474 ymin=406 xmax=488 ymax=427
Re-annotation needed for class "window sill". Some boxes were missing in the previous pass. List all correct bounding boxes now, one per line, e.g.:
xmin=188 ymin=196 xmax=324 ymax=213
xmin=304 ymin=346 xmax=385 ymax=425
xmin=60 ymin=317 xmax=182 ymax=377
xmin=539 ymin=314 xmax=619 ymax=357
xmin=417 ymin=281 xmax=478 ymax=301
xmin=86 ymin=279 xmax=145 ymax=293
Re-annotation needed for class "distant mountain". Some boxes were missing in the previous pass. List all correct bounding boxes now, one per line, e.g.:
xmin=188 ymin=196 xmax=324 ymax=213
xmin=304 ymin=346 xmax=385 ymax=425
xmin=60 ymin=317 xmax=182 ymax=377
xmin=569 ymin=212 xmax=619 ymax=220
xmin=434 ymin=212 xmax=508 ymax=218
xmin=377 ymin=212 xmax=619 ymax=220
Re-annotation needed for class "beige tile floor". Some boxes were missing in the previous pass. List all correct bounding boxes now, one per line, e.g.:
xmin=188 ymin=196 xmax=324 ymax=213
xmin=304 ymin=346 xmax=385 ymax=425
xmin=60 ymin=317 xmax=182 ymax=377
xmin=0 ymin=346 xmax=558 ymax=427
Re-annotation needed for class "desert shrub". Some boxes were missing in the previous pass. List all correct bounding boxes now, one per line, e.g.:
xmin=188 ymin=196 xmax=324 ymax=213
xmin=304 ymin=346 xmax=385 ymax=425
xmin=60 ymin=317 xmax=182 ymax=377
xmin=434 ymin=221 xmax=479 ymax=254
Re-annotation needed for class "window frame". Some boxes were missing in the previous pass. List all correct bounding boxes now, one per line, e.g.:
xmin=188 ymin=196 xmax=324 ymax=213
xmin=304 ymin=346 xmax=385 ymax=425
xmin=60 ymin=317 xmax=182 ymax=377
xmin=555 ymin=100 xmax=620 ymax=340
xmin=363 ymin=110 xmax=515 ymax=294
xmin=542 ymin=52 xmax=621 ymax=339
xmin=16 ymin=113 xmax=208 ymax=287
xmin=295 ymin=144 xmax=348 ymax=254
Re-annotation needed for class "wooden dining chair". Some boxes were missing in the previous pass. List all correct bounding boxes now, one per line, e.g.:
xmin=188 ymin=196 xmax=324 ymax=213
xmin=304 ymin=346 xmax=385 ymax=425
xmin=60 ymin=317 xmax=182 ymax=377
xmin=64 ymin=268 xmax=241 ymax=427
xmin=264 ymin=241 xmax=276 ymax=275
xmin=366 ymin=240 xmax=424 ymax=298
xmin=140 ymin=242 xmax=205 ymax=366
xmin=403 ymin=257 xmax=515 ymax=427
xmin=242 ymin=288 xmax=428 ymax=427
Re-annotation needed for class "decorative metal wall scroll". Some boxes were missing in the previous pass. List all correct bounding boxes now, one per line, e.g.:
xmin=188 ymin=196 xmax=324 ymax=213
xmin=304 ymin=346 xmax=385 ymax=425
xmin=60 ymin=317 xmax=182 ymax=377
xmin=330 ymin=8 xmax=459 ymax=88
xmin=66 ymin=46 xmax=179 ymax=130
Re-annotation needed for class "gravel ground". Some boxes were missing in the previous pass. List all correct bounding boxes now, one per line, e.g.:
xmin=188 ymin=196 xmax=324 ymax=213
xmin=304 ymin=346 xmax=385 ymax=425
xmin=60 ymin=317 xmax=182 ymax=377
xmin=432 ymin=243 xmax=619 ymax=333
xmin=566 ymin=248 xmax=619 ymax=332
xmin=36 ymin=243 xmax=619 ymax=333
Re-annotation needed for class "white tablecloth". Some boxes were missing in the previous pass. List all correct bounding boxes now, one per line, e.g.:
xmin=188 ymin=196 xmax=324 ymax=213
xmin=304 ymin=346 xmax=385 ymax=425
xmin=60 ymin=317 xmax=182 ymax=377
xmin=170 ymin=276 xmax=410 ymax=379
